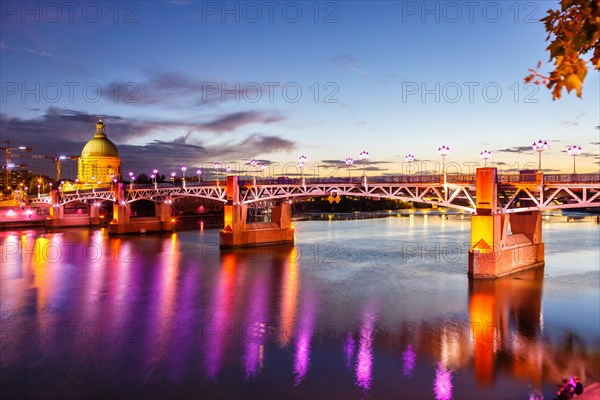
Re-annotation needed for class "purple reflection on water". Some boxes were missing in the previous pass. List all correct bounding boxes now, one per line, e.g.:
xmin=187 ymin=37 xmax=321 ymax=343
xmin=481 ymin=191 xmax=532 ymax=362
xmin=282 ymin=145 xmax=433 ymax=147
xmin=355 ymin=311 xmax=376 ymax=391
xmin=434 ymin=361 xmax=453 ymax=400
xmin=294 ymin=289 xmax=316 ymax=386
xmin=244 ymin=270 xmax=270 ymax=380
xmin=205 ymin=255 xmax=236 ymax=380
xmin=402 ymin=344 xmax=416 ymax=379
xmin=344 ymin=333 xmax=355 ymax=370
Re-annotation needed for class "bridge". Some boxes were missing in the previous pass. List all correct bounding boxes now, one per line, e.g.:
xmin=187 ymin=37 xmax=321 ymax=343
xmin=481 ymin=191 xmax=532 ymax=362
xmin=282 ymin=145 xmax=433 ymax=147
xmin=39 ymin=169 xmax=599 ymax=279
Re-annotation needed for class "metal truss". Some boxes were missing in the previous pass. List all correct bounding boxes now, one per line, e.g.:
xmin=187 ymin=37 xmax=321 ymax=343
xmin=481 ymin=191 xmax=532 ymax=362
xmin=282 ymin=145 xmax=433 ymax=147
xmin=240 ymin=183 xmax=477 ymax=212
xmin=124 ymin=185 xmax=227 ymax=203
xmin=52 ymin=174 xmax=600 ymax=213
xmin=498 ymin=183 xmax=600 ymax=213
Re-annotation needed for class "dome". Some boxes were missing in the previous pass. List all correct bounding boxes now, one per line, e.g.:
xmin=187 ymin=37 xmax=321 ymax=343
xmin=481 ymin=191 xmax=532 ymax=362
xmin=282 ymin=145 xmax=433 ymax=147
xmin=81 ymin=119 xmax=120 ymax=158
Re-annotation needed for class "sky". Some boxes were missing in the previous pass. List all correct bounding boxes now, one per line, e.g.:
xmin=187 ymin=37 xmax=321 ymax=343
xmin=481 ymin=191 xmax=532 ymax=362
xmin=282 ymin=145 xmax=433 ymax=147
xmin=1 ymin=0 xmax=599 ymax=180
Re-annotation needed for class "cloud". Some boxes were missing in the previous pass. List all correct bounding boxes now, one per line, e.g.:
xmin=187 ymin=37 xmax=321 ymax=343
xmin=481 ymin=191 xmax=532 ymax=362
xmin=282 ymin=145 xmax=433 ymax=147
xmin=1 ymin=108 xmax=294 ymax=177
xmin=201 ymin=111 xmax=284 ymax=132
xmin=330 ymin=54 xmax=368 ymax=76
xmin=105 ymin=70 xmax=297 ymax=108
xmin=496 ymin=146 xmax=532 ymax=154
xmin=561 ymin=111 xmax=585 ymax=127
xmin=1 ymin=42 xmax=56 ymax=58
xmin=1 ymin=107 xmax=285 ymax=148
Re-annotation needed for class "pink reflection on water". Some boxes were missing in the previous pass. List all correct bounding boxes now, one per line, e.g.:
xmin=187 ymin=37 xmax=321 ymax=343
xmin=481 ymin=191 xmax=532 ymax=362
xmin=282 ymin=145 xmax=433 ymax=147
xmin=293 ymin=289 xmax=316 ymax=386
xmin=205 ymin=254 xmax=237 ymax=380
xmin=434 ymin=361 xmax=453 ymax=400
xmin=402 ymin=344 xmax=416 ymax=379
xmin=355 ymin=311 xmax=376 ymax=391
xmin=244 ymin=268 xmax=270 ymax=380
xmin=344 ymin=333 xmax=355 ymax=370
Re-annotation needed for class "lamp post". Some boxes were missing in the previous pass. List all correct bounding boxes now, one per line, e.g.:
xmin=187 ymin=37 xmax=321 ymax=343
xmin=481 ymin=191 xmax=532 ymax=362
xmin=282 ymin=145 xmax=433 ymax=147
xmin=405 ymin=154 xmax=415 ymax=175
xmin=226 ymin=166 xmax=232 ymax=176
xmin=532 ymin=140 xmax=548 ymax=171
xmin=298 ymin=155 xmax=307 ymax=186
xmin=359 ymin=151 xmax=369 ymax=186
xmin=214 ymin=162 xmax=221 ymax=185
xmin=181 ymin=166 xmax=187 ymax=189
xmin=567 ymin=145 xmax=582 ymax=174
xmin=345 ymin=157 xmax=354 ymax=179
xmin=250 ymin=159 xmax=258 ymax=186
xmin=437 ymin=146 xmax=450 ymax=174
xmin=196 ymin=169 xmax=202 ymax=183
xmin=480 ymin=150 xmax=492 ymax=167
xmin=152 ymin=169 xmax=158 ymax=189
xmin=259 ymin=163 xmax=266 ymax=179
xmin=170 ymin=172 xmax=176 ymax=184
xmin=128 ymin=172 xmax=134 ymax=190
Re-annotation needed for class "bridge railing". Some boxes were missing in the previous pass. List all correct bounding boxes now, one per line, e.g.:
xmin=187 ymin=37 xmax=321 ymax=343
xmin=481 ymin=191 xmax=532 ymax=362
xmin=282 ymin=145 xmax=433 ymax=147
xmin=497 ymin=173 xmax=600 ymax=184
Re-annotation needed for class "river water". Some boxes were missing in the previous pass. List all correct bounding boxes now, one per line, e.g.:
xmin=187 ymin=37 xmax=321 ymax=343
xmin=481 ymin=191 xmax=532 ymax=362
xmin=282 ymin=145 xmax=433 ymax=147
xmin=1 ymin=214 xmax=599 ymax=399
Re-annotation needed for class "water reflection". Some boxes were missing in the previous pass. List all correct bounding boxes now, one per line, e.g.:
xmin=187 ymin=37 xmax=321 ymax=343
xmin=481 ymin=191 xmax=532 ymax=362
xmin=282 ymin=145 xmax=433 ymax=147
xmin=355 ymin=308 xmax=376 ymax=392
xmin=402 ymin=344 xmax=416 ymax=379
xmin=1 ymin=224 xmax=598 ymax=399
xmin=434 ymin=361 xmax=453 ymax=400
xmin=469 ymin=268 xmax=545 ymax=388
xmin=293 ymin=287 xmax=316 ymax=386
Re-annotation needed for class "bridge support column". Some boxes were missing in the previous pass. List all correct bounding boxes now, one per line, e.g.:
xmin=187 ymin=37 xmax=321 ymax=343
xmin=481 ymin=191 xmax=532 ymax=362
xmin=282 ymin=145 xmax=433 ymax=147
xmin=108 ymin=183 xmax=174 ymax=235
xmin=468 ymin=168 xmax=544 ymax=279
xmin=220 ymin=176 xmax=294 ymax=248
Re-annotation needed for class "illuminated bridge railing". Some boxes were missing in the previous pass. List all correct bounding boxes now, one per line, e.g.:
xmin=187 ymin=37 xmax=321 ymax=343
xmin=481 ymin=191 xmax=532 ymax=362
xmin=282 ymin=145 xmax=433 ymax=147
xmin=497 ymin=173 xmax=600 ymax=184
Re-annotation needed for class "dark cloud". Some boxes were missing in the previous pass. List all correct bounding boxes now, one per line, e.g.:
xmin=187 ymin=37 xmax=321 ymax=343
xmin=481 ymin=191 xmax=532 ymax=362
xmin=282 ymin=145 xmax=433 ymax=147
xmin=1 ymin=107 xmax=285 ymax=147
xmin=1 ymin=108 xmax=293 ymax=178
xmin=201 ymin=112 xmax=284 ymax=132
xmin=496 ymin=146 xmax=532 ymax=154
xmin=105 ymin=70 xmax=293 ymax=108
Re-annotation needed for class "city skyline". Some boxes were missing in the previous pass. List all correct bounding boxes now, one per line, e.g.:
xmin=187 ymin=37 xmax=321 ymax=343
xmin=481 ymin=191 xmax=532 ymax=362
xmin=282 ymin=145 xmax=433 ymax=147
xmin=1 ymin=1 xmax=599 ymax=178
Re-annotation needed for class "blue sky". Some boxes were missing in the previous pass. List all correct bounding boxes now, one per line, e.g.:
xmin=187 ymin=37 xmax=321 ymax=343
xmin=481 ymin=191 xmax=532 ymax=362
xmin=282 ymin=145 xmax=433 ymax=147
xmin=1 ymin=0 xmax=598 ymax=179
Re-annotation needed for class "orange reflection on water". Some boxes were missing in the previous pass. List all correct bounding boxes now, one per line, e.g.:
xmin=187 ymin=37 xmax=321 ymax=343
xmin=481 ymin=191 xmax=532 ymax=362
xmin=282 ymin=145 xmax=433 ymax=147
xmin=278 ymin=246 xmax=299 ymax=346
xmin=470 ymin=290 xmax=495 ymax=386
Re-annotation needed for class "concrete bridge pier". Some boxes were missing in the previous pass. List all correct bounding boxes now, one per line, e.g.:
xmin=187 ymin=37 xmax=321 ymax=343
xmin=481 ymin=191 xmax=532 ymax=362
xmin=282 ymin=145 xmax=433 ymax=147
xmin=108 ymin=183 xmax=174 ymax=235
xmin=46 ymin=189 xmax=100 ymax=228
xmin=220 ymin=176 xmax=294 ymax=248
xmin=468 ymin=168 xmax=544 ymax=279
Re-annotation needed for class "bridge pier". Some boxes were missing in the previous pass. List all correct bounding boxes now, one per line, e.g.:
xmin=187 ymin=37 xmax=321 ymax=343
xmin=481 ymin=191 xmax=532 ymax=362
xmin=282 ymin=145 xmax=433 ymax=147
xmin=46 ymin=189 xmax=101 ymax=228
xmin=220 ymin=176 xmax=294 ymax=248
xmin=108 ymin=183 xmax=174 ymax=235
xmin=468 ymin=168 xmax=544 ymax=279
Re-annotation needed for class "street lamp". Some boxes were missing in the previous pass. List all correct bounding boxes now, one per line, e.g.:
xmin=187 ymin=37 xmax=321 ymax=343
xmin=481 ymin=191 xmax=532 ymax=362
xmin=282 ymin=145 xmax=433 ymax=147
xmin=214 ymin=162 xmax=221 ymax=185
xmin=128 ymin=172 xmax=134 ymax=190
xmin=259 ymin=163 xmax=266 ymax=178
xmin=345 ymin=157 xmax=354 ymax=179
xmin=437 ymin=146 xmax=450 ymax=174
xmin=405 ymin=154 xmax=415 ymax=174
xmin=152 ymin=169 xmax=158 ymax=189
xmin=359 ymin=151 xmax=369 ymax=184
xmin=250 ymin=159 xmax=258 ymax=186
xmin=298 ymin=155 xmax=307 ymax=185
xmin=170 ymin=171 xmax=176 ymax=184
xmin=480 ymin=150 xmax=492 ymax=167
xmin=226 ymin=166 xmax=232 ymax=175
xmin=196 ymin=169 xmax=202 ymax=183
xmin=567 ymin=145 xmax=582 ymax=174
xmin=532 ymin=140 xmax=548 ymax=171
xmin=181 ymin=166 xmax=187 ymax=188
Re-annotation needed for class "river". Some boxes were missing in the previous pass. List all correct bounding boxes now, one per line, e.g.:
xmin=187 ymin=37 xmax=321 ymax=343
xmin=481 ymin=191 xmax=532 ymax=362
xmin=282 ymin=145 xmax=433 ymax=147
xmin=1 ymin=213 xmax=599 ymax=399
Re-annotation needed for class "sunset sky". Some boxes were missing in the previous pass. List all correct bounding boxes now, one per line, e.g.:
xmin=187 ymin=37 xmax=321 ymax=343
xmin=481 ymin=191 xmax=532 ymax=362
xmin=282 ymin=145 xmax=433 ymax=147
xmin=1 ymin=0 xmax=599 ymax=179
